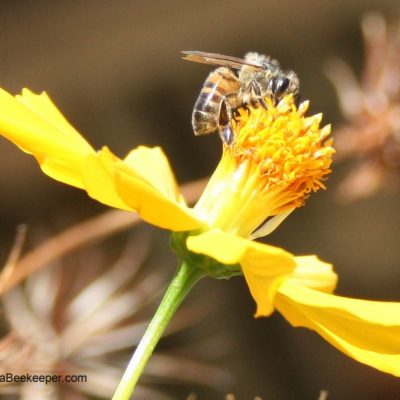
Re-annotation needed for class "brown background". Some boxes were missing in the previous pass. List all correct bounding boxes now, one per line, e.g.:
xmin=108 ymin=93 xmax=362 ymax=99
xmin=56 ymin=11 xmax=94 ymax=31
xmin=0 ymin=0 xmax=400 ymax=399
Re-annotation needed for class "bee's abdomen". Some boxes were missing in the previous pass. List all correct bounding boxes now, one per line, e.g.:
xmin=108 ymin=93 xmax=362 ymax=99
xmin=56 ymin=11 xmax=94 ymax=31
xmin=192 ymin=67 xmax=239 ymax=135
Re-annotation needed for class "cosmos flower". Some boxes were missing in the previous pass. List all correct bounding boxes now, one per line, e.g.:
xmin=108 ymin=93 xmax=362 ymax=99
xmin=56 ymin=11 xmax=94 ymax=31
xmin=0 ymin=88 xmax=399 ymax=378
xmin=326 ymin=13 xmax=400 ymax=201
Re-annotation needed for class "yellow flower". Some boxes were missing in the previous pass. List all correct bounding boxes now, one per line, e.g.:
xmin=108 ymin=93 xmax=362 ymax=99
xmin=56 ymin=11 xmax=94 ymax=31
xmin=0 ymin=88 xmax=399 ymax=377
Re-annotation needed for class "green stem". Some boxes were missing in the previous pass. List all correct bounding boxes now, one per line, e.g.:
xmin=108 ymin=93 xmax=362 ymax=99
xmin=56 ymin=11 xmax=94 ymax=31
xmin=112 ymin=261 xmax=205 ymax=400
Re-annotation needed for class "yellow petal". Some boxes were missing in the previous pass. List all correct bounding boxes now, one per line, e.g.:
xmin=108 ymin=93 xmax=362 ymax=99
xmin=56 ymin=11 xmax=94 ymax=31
xmin=275 ymin=281 xmax=400 ymax=376
xmin=82 ymin=147 xmax=133 ymax=210
xmin=291 ymin=255 xmax=338 ymax=293
xmin=84 ymin=146 xmax=204 ymax=230
xmin=0 ymin=88 xmax=94 ymax=188
xmin=123 ymin=146 xmax=185 ymax=204
xmin=114 ymin=148 xmax=203 ymax=231
xmin=187 ymin=229 xmax=296 ymax=317
xmin=0 ymin=89 xmax=202 ymax=231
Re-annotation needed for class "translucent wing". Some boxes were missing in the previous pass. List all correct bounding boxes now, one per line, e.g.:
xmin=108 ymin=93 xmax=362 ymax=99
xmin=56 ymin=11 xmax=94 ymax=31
xmin=182 ymin=51 xmax=264 ymax=70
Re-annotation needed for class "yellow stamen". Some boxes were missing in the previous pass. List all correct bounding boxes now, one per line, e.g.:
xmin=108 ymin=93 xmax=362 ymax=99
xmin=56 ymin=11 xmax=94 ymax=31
xmin=194 ymin=95 xmax=334 ymax=238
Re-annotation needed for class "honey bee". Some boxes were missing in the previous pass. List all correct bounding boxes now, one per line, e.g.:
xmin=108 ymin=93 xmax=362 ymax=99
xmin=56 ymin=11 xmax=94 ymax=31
xmin=182 ymin=50 xmax=300 ymax=144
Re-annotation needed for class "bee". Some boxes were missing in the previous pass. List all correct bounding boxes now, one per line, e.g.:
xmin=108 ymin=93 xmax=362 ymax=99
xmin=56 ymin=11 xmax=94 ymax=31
xmin=182 ymin=50 xmax=300 ymax=144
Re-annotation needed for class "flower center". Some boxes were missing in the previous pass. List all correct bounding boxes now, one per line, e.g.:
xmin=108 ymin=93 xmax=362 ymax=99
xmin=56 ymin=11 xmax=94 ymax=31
xmin=194 ymin=95 xmax=334 ymax=238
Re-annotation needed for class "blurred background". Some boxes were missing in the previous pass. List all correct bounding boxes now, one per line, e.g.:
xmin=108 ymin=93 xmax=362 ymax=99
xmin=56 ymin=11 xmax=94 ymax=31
xmin=0 ymin=0 xmax=400 ymax=399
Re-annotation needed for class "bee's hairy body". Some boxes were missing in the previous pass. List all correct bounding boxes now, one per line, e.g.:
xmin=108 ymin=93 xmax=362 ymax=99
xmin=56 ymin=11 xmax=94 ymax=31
xmin=192 ymin=67 xmax=240 ymax=136
xmin=183 ymin=51 xmax=299 ymax=145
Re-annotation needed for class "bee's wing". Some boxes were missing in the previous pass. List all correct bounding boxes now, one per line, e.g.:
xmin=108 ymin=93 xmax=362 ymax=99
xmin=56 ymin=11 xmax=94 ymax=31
xmin=182 ymin=51 xmax=264 ymax=70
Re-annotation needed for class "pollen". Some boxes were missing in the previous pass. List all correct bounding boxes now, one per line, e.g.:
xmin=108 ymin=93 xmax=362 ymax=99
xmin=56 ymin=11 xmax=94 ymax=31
xmin=194 ymin=94 xmax=334 ymax=238
xmin=229 ymin=95 xmax=334 ymax=209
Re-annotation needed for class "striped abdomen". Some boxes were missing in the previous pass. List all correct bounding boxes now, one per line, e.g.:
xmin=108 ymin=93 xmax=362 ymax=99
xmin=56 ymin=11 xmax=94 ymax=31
xmin=192 ymin=67 xmax=240 ymax=136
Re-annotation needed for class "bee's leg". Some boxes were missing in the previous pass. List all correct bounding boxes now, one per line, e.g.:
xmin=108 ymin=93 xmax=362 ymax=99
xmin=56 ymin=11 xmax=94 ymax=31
xmin=219 ymin=98 xmax=231 ymax=126
xmin=219 ymin=124 xmax=234 ymax=145
xmin=294 ymin=93 xmax=301 ymax=107
xmin=258 ymin=96 xmax=268 ymax=108
xmin=218 ymin=99 xmax=235 ymax=145
xmin=251 ymin=81 xmax=267 ymax=108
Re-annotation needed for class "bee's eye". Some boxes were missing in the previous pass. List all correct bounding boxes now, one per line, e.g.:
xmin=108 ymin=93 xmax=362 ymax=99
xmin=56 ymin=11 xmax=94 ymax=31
xmin=276 ymin=77 xmax=290 ymax=94
xmin=269 ymin=77 xmax=290 ymax=96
